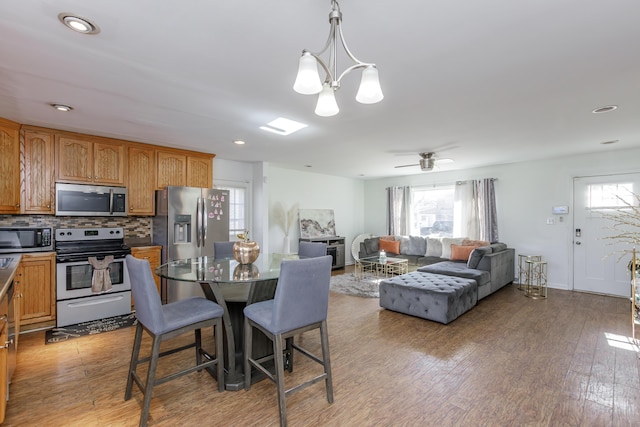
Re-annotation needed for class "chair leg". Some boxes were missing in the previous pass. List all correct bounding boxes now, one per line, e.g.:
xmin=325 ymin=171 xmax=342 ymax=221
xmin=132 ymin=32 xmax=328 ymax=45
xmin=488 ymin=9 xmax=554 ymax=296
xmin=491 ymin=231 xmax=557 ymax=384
xmin=125 ymin=323 xmax=144 ymax=401
xmin=320 ymin=320 xmax=334 ymax=404
xmin=243 ymin=317 xmax=253 ymax=390
xmin=273 ymin=333 xmax=288 ymax=427
xmin=284 ymin=337 xmax=293 ymax=373
xmin=195 ymin=328 xmax=203 ymax=369
xmin=139 ymin=335 xmax=162 ymax=427
xmin=215 ymin=318 xmax=225 ymax=392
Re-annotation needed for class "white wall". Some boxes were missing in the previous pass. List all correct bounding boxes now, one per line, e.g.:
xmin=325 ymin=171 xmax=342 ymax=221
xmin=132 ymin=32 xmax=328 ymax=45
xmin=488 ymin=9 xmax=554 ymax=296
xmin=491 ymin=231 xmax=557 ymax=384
xmin=265 ymin=167 xmax=365 ymax=264
xmin=364 ymin=147 xmax=640 ymax=290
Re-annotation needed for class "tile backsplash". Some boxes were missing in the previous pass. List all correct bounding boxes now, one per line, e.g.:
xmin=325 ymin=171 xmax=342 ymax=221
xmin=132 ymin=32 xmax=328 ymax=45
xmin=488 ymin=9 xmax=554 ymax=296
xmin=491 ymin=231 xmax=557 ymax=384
xmin=0 ymin=215 xmax=152 ymax=239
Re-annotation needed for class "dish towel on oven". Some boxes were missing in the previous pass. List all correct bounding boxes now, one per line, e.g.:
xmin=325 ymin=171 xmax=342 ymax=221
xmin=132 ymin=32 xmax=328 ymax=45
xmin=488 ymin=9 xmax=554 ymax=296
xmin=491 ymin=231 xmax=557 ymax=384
xmin=88 ymin=256 xmax=114 ymax=294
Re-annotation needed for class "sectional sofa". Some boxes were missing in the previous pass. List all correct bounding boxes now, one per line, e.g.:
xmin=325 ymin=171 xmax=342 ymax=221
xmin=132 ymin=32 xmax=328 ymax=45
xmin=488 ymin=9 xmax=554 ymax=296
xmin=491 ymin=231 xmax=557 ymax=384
xmin=360 ymin=235 xmax=515 ymax=324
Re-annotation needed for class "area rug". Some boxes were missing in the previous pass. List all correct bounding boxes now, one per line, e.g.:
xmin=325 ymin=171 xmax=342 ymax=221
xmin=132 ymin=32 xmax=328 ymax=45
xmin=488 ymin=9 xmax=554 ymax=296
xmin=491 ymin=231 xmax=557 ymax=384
xmin=330 ymin=274 xmax=381 ymax=298
xmin=45 ymin=313 xmax=137 ymax=344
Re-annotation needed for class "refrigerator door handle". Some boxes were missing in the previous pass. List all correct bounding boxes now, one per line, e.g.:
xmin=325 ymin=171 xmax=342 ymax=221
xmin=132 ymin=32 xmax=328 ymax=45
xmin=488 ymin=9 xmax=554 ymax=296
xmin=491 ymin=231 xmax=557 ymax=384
xmin=196 ymin=197 xmax=203 ymax=247
xmin=202 ymin=197 xmax=208 ymax=246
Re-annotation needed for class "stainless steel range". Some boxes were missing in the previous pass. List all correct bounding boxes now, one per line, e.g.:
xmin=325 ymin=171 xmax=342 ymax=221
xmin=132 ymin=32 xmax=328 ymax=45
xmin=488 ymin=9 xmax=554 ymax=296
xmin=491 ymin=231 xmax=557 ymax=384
xmin=55 ymin=227 xmax=132 ymax=327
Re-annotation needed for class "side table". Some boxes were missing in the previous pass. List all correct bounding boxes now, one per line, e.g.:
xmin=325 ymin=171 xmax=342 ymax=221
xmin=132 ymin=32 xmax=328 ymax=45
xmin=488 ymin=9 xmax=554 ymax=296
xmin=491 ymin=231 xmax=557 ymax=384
xmin=518 ymin=254 xmax=541 ymax=290
xmin=524 ymin=259 xmax=548 ymax=299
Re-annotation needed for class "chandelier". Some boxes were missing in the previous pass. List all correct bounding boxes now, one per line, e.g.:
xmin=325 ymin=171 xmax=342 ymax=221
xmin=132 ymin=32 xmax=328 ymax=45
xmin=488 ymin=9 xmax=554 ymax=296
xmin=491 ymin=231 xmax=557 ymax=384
xmin=293 ymin=0 xmax=383 ymax=117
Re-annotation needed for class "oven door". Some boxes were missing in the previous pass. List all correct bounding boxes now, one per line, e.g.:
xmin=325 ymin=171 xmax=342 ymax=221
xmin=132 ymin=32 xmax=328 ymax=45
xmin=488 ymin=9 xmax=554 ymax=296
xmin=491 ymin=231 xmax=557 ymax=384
xmin=56 ymin=257 xmax=131 ymax=300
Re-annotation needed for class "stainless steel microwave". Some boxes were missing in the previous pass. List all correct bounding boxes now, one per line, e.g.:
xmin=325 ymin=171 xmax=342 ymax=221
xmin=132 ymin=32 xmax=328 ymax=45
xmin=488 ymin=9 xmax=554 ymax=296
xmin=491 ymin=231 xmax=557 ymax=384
xmin=0 ymin=227 xmax=53 ymax=253
xmin=55 ymin=183 xmax=128 ymax=217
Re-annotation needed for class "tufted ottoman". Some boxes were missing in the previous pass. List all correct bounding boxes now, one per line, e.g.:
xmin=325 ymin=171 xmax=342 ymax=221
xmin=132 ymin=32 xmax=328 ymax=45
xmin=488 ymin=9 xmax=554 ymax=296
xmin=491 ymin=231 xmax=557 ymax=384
xmin=379 ymin=272 xmax=478 ymax=324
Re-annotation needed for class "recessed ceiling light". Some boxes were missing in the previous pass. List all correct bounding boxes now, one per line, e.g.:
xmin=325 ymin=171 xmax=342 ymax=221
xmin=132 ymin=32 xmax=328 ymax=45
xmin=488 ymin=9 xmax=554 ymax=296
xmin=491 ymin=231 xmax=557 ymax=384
xmin=592 ymin=105 xmax=618 ymax=114
xmin=601 ymin=139 xmax=619 ymax=145
xmin=50 ymin=104 xmax=73 ymax=112
xmin=58 ymin=13 xmax=100 ymax=34
xmin=233 ymin=140 xmax=245 ymax=145
xmin=260 ymin=117 xmax=308 ymax=136
xmin=304 ymin=165 xmax=312 ymax=168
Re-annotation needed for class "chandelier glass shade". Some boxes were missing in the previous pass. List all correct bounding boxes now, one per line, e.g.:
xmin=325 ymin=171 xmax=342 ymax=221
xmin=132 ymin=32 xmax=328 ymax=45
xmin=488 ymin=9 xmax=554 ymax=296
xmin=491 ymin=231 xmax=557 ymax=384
xmin=293 ymin=0 xmax=383 ymax=116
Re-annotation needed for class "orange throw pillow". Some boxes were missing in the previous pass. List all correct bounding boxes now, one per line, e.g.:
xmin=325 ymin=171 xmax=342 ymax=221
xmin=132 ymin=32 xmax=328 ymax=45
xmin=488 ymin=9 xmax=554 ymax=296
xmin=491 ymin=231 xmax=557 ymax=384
xmin=379 ymin=239 xmax=400 ymax=254
xmin=450 ymin=244 xmax=477 ymax=261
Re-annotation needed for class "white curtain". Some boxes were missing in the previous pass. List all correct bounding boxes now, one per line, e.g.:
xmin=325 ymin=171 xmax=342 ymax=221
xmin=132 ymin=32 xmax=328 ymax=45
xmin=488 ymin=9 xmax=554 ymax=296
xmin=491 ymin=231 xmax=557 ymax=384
xmin=386 ymin=186 xmax=411 ymax=235
xmin=454 ymin=178 xmax=498 ymax=241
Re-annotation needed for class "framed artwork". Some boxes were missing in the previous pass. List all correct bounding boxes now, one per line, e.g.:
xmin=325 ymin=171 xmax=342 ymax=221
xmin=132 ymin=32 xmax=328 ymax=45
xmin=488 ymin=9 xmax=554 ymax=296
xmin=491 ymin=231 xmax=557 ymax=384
xmin=299 ymin=209 xmax=336 ymax=238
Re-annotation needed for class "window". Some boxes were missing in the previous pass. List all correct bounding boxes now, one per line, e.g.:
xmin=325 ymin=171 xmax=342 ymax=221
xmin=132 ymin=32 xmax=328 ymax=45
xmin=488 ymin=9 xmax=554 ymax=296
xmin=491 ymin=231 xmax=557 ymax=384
xmin=215 ymin=181 xmax=250 ymax=241
xmin=410 ymin=186 xmax=455 ymax=237
xmin=588 ymin=182 xmax=634 ymax=209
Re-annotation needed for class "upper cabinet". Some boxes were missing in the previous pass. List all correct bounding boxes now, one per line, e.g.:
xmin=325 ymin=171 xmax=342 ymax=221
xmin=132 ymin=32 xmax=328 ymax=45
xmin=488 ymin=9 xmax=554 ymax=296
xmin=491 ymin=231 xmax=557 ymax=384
xmin=21 ymin=128 xmax=55 ymax=214
xmin=128 ymin=145 xmax=156 ymax=216
xmin=187 ymin=155 xmax=213 ymax=188
xmin=157 ymin=150 xmax=213 ymax=189
xmin=0 ymin=118 xmax=21 ymax=214
xmin=156 ymin=150 xmax=187 ymax=188
xmin=56 ymin=134 xmax=126 ymax=185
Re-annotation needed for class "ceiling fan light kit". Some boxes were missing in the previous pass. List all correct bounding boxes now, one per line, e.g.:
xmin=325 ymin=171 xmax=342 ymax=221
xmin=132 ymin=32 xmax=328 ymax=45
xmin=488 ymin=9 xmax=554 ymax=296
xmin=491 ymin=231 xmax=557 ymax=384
xmin=394 ymin=152 xmax=452 ymax=172
xmin=293 ymin=0 xmax=383 ymax=117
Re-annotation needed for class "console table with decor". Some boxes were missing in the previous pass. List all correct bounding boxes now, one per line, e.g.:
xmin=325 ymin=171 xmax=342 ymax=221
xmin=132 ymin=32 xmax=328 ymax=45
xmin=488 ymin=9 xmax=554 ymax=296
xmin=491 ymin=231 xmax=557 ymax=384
xmin=299 ymin=236 xmax=345 ymax=270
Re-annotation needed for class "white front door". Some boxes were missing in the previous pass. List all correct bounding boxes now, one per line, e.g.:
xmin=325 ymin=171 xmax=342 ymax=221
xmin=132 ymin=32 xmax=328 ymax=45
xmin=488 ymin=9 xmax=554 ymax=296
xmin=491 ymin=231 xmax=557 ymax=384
xmin=573 ymin=174 xmax=640 ymax=297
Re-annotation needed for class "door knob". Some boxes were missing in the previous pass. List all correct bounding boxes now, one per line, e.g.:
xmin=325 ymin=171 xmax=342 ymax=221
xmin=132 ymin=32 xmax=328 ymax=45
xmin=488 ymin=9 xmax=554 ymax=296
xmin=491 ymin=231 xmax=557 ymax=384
xmin=576 ymin=241 xmax=582 ymax=245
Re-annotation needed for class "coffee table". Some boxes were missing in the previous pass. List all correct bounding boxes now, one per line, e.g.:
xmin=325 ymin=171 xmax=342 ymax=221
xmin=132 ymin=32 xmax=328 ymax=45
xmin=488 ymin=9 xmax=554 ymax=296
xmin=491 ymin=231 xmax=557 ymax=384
xmin=355 ymin=256 xmax=409 ymax=280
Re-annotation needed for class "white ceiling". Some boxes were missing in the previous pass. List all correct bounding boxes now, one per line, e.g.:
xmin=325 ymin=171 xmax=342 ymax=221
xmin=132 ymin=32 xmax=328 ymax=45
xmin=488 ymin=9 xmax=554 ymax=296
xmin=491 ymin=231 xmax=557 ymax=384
xmin=1 ymin=1 xmax=639 ymax=179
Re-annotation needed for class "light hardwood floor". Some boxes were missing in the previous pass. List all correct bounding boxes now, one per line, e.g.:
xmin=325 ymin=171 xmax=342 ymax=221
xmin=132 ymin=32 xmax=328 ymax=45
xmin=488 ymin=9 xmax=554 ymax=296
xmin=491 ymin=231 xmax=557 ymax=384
xmin=4 ymin=270 xmax=640 ymax=426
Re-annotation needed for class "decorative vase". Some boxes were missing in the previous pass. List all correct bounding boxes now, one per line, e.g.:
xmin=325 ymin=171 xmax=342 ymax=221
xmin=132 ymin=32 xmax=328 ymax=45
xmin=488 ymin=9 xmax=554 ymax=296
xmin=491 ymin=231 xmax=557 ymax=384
xmin=233 ymin=240 xmax=260 ymax=265
xmin=283 ymin=237 xmax=291 ymax=254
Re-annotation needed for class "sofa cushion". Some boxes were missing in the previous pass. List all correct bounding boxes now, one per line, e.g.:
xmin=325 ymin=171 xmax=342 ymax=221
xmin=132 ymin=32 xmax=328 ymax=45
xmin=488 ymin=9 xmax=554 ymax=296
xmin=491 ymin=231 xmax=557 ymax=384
xmin=425 ymin=237 xmax=442 ymax=257
xmin=450 ymin=244 xmax=477 ymax=261
xmin=363 ymin=237 xmax=379 ymax=255
xmin=395 ymin=236 xmax=410 ymax=254
xmin=467 ymin=246 xmax=491 ymax=269
xmin=380 ymin=239 xmax=400 ymax=254
xmin=462 ymin=239 xmax=490 ymax=247
xmin=441 ymin=237 xmax=466 ymax=259
xmin=406 ymin=236 xmax=426 ymax=256
xmin=418 ymin=261 xmax=491 ymax=289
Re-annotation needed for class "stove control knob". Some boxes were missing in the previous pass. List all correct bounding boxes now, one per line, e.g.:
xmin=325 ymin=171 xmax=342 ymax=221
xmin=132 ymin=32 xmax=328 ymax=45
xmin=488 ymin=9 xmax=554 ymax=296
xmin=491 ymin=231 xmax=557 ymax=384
xmin=67 ymin=232 xmax=72 ymax=236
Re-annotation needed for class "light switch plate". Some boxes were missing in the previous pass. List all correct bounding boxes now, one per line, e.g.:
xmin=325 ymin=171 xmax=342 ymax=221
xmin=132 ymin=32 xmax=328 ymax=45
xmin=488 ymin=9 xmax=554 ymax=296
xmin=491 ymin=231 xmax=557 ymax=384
xmin=546 ymin=217 xmax=555 ymax=225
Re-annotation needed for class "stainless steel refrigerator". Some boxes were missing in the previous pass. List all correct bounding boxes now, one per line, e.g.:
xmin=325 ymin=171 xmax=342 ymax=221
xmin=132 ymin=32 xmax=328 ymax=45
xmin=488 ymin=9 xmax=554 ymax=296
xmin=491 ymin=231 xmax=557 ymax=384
xmin=153 ymin=186 xmax=230 ymax=303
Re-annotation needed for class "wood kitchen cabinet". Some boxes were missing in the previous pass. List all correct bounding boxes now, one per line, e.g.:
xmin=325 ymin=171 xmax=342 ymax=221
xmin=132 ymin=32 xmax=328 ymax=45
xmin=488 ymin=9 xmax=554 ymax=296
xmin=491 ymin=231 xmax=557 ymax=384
xmin=156 ymin=150 xmax=187 ymax=188
xmin=16 ymin=252 xmax=56 ymax=328
xmin=0 ymin=118 xmax=21 ymax=214
xmin=157 ymin=149 xmax=214 ymax=189
xmin=187 ymin=155 xmax=213 ymax=188
xmin=0 ymin=291 xmax=8 ymax=423
xmin=131 ymin=246 xmax=162 ymax=306
xmin=56 ymin=134 xmax=126 ymax=185
xmin=127 ymin=145 xmax=156 ymax=215
xmin=21 ymin=128 xmax=55 ymax=214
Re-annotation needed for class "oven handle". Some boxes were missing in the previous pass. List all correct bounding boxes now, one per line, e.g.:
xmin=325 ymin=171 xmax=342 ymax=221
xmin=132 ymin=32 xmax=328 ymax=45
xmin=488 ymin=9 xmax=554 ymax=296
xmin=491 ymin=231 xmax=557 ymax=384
xmin=66 ymin=295 xmax=125 ymax=307
xmin=56 ymin=254 xmax=129 ymax=264
xmin=109 ymin=189 xmax=114 ymax=215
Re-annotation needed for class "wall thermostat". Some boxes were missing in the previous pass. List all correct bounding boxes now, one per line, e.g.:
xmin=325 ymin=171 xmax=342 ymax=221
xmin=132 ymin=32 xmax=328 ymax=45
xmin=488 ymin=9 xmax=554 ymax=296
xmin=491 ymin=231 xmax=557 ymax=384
xmin=552 ymin=205 xmax=569 ymax=215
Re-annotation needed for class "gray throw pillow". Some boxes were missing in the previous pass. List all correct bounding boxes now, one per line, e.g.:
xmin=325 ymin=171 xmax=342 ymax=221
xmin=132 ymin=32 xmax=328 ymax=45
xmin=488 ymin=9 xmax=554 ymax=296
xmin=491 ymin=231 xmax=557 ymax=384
xmin=364 ymin=238 xmax=379 ymax=254
xmin=489 ymin=243 xmax=507 ymax=253
xmin=396 ymin=236 xmax=410 ymax=254
xmin=467 ymin=246 xmax=491 ymax=269
xmin=407 ymin=236 xmax=427 ymax=256
xmin=425 ymin=237 xmax=443 ymax=257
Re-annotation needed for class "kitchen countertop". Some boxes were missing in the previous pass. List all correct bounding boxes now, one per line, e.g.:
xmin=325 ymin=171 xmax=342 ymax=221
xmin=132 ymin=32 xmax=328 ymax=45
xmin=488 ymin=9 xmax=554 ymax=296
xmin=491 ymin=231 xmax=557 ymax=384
xmin=0 ymin=254 xmax=22 ymax=300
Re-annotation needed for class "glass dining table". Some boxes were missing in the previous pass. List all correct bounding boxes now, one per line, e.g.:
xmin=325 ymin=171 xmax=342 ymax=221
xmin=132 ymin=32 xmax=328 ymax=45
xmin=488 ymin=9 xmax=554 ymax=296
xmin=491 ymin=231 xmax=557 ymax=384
xmin=154 ymin=254 xmax=296 ymax=390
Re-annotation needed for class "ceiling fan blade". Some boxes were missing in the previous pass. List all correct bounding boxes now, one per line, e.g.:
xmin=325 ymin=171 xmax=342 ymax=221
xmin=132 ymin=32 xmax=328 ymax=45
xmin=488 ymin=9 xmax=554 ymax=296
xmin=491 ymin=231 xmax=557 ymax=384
xmin=394 ymin=163 xmax=419 ymax=168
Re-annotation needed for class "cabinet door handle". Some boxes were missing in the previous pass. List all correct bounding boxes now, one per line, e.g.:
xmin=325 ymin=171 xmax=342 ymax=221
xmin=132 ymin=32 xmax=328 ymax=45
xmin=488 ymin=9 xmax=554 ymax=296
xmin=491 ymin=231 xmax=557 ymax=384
xmin=3 ymin=339 xmax=13 ymax=349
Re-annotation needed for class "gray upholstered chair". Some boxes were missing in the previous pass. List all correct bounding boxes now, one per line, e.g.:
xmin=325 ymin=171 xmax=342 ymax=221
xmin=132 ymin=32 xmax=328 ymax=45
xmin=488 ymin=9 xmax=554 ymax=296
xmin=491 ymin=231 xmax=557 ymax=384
xmin=297 ymin=241 xmax=327 ymax=258
xmin=214 ymin=241 xmax=235 ymax=259
xmin=125 ymin=255 xmax=225 ymax=427
xmin=243 ymin=255 xmax=334 ymax=427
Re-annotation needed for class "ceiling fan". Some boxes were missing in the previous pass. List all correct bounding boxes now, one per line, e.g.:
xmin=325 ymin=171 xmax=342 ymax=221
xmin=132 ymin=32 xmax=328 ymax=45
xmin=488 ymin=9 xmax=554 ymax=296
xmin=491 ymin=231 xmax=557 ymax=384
xmin=394 ymin=152 xmax=451 ymax=171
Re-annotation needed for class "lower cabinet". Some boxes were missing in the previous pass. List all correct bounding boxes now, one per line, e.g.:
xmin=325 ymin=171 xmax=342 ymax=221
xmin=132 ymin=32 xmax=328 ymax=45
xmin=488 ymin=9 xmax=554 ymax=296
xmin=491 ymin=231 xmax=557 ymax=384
xmin=0 ymin=279 xmax=20 ymax=424
xmin=0 ymin=292 xmax=8 ymax=423
xmin=16 ymin=252 xmax=56 ymax=328
xmin=130 ymin=246 xmax=162 ymax=307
